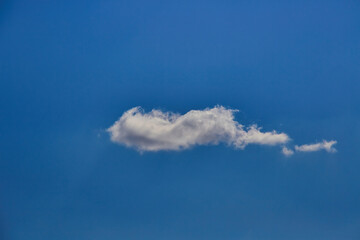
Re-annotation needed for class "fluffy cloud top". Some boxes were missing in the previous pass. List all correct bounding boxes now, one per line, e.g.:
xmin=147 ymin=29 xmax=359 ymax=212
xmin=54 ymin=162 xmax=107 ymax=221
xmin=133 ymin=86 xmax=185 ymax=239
xmin=295 ymin=140 xmax=337 ymax=153
xmin=107 ymin=106 xmax=289 ymax=152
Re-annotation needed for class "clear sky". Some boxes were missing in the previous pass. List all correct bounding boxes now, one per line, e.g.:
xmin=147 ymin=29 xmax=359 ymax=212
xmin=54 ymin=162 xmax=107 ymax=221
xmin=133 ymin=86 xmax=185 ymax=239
xmin=1 ymin=0 xmax=360 ymax=239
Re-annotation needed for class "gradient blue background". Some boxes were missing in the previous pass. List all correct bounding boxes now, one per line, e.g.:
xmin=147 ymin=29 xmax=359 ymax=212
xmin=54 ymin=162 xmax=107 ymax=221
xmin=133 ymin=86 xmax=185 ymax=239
xmin=1 ymin=0 xmax=360 ymax=239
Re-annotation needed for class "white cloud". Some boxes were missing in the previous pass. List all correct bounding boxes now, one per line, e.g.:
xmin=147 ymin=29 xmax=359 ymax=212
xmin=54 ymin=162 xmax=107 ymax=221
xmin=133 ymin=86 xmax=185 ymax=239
xmin=107 ymin=106 xmax=290 ymax=152
xmin=108 ymin=106 xmax=338 ymax=156
xmin=282 ymin=147 xmax=294 ymax=156
xmin=295 ymin=140 xmax=337 ymax=153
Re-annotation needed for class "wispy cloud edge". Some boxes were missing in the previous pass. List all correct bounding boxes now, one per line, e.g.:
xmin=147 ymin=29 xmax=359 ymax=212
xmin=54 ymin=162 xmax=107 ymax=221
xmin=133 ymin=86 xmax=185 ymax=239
xmin=295 ymin=140 xmax=337 ymax=153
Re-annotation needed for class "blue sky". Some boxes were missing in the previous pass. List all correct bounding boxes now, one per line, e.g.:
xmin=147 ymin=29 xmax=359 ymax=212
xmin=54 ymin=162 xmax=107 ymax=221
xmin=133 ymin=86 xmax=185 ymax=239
xmin=1 ymin=0 xmax=360 ymax=239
